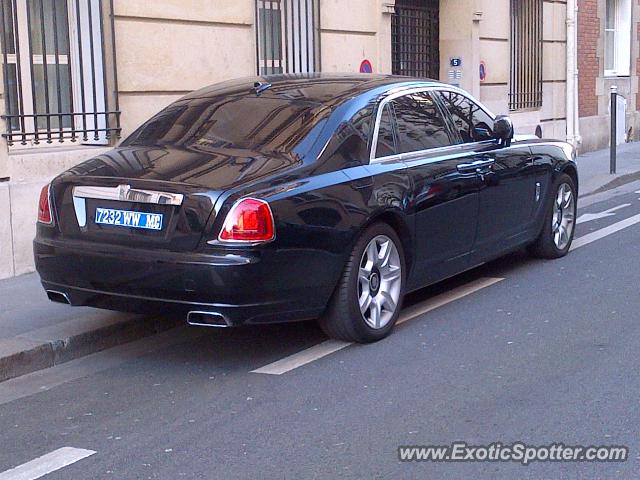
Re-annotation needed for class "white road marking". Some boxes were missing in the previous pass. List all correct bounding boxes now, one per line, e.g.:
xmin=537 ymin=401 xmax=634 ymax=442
xmin=576 ymin=204 xmax=631 ymax=224
xmin=251 ymin=340 xmax=351 ymax=375
xmin=252 ymin=277 xmax=504 ymax=375
xmin=571 ymin=213 xmax=640 ymax=251
xmin=0 ymin=447 xmax=95 ymax=480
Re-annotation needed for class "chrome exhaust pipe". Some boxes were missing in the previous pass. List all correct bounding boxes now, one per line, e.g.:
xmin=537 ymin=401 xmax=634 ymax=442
xmin=46 ymin=290 xmax=71 ymax=305
xmin=187 ymin=311 xmax=230 ymax=328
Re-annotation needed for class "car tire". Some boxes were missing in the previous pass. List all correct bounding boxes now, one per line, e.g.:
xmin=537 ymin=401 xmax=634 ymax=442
xmin=319 ymin=222 xmax=406 ymax=343
xmin=528 ymin=173 xmax=577 ymax=259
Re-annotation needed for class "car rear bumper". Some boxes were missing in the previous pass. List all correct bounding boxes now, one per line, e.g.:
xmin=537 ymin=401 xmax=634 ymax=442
xmin=34 ymin=238 xmax=335 ymax=325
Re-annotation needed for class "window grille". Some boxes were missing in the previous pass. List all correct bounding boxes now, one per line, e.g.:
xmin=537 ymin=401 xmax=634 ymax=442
xmin=0 ymin=0 xmax=120 ymax=146
xmin=509 ymin=0 xmax=543 ymax=111
xmin=255 ymin=0 xmax=320 ymax=75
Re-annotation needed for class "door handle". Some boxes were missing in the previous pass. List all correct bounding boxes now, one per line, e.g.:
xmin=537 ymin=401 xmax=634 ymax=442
xmin=456 ymin=158 xmax=495 ymax=173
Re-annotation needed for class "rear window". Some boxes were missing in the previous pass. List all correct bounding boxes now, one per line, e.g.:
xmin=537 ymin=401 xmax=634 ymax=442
xmin=122 ymin=95 xmax=330 ymax=153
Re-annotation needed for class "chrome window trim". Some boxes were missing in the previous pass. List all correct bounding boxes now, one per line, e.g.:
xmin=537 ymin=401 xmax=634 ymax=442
xmin=368 ymin=85 xmax=497 ymax=164
xmin=373 ymin=143 xmax=471 ymax=165
xmin=72 ymin=185 xmax=184 ymax=206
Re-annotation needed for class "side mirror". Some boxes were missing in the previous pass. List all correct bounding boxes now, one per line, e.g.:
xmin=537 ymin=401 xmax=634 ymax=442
xmin=472 ymin=123 xmax=493 ymax=142
xmin=494 ymin=115 xmax=514 ymax=147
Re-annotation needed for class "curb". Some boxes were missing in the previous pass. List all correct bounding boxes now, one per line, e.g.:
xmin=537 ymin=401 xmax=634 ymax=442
xmin=0 ymin=315 xmax=181 ymax=383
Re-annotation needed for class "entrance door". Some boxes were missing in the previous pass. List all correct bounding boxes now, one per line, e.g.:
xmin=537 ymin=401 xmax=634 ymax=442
xmin=392 ymin=0 xmax=440 ymax=79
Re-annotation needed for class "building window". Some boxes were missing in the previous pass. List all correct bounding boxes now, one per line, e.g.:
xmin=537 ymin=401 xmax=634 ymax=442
xmin=604 ymin=0 xmax=632 ymax=77
xmin=509 ymin=0 xmax=543 ymax=111
xmin=255 ymin=0 xmax=320 ymax=75
xmin=0 ymin=0 xmax=120 ymax=146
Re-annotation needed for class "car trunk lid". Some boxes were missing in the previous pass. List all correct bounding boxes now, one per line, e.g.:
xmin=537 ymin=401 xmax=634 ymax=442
xmin=51 ymin=176 xmax=219 ymax=251
xmin=50 ymin=145 xmax=302 ymax=251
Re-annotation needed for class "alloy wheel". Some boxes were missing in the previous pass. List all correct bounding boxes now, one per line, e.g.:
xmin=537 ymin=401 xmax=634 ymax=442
xmin=358 ymin=235 xmax=402 ymax=329
xmin=551 ymin=183 xmax=576 ymax=250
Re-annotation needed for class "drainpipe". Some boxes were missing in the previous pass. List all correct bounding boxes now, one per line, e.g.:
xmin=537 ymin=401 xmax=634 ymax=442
xmin=566 ymin=0 xmax=581 ymax=148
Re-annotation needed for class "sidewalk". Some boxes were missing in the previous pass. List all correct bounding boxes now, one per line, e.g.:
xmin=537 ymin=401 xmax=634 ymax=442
xmin=577 ymin=141 xmax=640 ymax=197
xmin=1 ymin=141 xmax=639 ymax=383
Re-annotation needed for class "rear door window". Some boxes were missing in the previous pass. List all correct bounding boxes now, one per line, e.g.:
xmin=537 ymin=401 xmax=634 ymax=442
xmin=391 ymin=91 xmax=452 ymax=154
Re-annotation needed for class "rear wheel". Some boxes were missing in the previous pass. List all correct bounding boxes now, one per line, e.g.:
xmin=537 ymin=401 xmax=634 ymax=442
xmin=528 ymin=173 xmax=577 ymax=258
xmin=319 ymin=223 xmax=405 ymax=343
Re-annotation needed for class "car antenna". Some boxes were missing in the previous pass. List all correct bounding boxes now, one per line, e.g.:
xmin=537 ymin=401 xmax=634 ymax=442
xmin=253 ymin=81 xmax=272 ymax=95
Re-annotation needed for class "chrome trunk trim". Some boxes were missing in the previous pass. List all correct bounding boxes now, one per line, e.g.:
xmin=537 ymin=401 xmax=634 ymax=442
xmin=72 ymin=185 xmax=184 ymax=206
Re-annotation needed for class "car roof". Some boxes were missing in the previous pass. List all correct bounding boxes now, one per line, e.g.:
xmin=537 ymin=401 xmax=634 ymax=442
xmin=180 ymin=73 xmax=447 ymax=106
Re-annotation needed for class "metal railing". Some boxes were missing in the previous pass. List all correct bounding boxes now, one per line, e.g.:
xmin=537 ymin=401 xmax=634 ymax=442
xmin=0 ymin=0 xmax=120 ymax=146
xmin=255 ymin=0 xmax=320 ymax=75
xmin=509 ymin=0 xmax=543 ymax=111
xmin=392 ymin=0 xmax=439 ymax=79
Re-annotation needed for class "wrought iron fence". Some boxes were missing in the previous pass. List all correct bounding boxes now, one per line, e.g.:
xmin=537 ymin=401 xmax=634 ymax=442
xmin=0 ymin=0 xmax=120 ymax=146
xmin=255 ymin=0 xmax=320 ymax=75
xmin=509 ymin=0 xmax=543 ymax=111
xmin=392 ymin=0 xmax=439 ymax=79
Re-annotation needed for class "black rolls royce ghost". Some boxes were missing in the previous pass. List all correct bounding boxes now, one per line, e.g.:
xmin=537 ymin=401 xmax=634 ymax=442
xmin=34 ymin=74 xmax=578 ymax=343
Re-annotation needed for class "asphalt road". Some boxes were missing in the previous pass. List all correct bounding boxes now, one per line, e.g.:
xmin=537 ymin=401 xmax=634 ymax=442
xmin=2 ymin=184 xmax=640 ymax=479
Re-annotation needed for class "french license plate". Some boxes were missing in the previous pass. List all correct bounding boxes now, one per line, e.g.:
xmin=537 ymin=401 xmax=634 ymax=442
xmin=95 ymin=207 xmax=163 ymax=231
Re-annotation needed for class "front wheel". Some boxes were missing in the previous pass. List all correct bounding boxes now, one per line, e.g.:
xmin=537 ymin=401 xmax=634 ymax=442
xmin=319 ymin=223 xmax=405 ymax=343
xmin=528 ymin=173 xmax=577 ymax=259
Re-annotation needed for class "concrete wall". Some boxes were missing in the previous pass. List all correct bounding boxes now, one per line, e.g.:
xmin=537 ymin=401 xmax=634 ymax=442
xmin=1 ymin=147 xmax=110 ymax=278
xmin=0 ymin=183 xmax=13 ymax=279
xmin=320 ymin=0 xmax=392 ymax=73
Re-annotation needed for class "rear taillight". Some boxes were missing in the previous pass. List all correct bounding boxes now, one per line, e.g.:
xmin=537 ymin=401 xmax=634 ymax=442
xmin=218 ymin=198 xmax=275 ymax=243
xmin=37 ymin=184 xmax=53 ymax=225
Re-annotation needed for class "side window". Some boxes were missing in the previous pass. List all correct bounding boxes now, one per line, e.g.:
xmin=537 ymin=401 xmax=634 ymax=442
xmin=375 ymin=103 xmax=396 ymax=158
xmin=439 ymin=91 xmax=495 ymax=143
xmin=392 ymin=92 xmax=452 ymax=154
